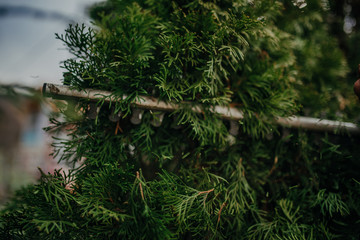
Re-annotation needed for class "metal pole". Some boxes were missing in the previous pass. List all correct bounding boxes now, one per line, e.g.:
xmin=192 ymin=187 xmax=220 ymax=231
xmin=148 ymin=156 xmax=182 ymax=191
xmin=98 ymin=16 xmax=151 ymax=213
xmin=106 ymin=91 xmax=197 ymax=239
xmin=43 ymin=83 xmax=360 ymax=135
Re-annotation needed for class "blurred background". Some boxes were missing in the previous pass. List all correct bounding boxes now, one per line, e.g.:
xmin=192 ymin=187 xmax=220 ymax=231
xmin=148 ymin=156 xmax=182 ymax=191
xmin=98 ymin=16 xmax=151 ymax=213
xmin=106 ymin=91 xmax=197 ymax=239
xmin=0 ymin=0 xmax=360 ymax=204
xmin=0 ymin=0 xmax=102 ymax=203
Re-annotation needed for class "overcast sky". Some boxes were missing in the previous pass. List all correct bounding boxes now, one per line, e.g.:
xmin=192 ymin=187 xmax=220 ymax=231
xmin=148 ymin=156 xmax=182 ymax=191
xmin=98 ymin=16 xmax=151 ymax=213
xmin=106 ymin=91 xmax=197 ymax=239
xmin=0 ymin=0 xmax=103 ymax=87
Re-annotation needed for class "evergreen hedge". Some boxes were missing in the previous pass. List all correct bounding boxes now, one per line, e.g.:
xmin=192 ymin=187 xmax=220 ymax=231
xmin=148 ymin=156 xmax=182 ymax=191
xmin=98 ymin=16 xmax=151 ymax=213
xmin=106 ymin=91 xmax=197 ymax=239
xmin=1 ymin=0 xmax=359 ymax=239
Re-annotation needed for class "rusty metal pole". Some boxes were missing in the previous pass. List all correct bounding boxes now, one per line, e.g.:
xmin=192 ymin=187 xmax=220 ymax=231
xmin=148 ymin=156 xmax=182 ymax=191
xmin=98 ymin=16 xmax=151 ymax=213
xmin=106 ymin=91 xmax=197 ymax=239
xmin=42 ymin=83 xmax=360 ymax=135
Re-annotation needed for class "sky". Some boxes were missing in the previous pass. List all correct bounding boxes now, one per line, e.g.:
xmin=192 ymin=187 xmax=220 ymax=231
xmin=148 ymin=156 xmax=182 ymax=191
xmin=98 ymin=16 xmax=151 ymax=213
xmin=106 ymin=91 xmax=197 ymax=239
xmin=0 ymin=0 xmax=103 ymax=87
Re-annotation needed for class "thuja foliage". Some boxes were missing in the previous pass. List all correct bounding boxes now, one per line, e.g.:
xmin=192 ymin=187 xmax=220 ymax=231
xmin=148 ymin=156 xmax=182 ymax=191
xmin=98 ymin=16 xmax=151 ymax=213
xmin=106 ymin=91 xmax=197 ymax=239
xmin=1 ymin=0 xmax=360 ymax=239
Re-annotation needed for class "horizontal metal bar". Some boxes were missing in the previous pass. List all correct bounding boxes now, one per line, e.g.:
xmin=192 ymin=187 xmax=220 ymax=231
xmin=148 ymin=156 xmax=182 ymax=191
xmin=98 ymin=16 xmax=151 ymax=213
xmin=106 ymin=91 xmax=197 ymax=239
xmin=43 ymin=83 xmax=360 ymax=135
xmin=42 ymin=83 xmax=243 ymax=120
xmin=276 ymin=116 xmax=360 ymax=134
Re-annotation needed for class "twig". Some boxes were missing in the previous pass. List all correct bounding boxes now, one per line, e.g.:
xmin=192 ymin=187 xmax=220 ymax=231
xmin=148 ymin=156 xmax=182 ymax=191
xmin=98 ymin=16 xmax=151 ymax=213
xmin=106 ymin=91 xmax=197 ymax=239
xmin=217 ymin=202 xmax=227 ymax=223
xmin=197 ymin=188 xmax=215 ymax=196
xmin=239 ymin=158 xmax=245 ymax=177
xmin=198 ymin=188 xmax=214 ymax=207
xmin=115 ymin=121 xmax=123 ymax=135
xmin=136 ymin=171 xmax=144 ymax=201
xmin=267 ymin=156 xmax=278 ymax=177
xmin=86 ymin=131 xmax=95 ymax=140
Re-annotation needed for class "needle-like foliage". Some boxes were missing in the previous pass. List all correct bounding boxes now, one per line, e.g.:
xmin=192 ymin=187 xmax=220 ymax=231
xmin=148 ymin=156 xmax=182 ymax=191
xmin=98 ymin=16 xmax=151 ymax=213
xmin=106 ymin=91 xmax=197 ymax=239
xmin=1 ymin=0 xmax=360 ymax=239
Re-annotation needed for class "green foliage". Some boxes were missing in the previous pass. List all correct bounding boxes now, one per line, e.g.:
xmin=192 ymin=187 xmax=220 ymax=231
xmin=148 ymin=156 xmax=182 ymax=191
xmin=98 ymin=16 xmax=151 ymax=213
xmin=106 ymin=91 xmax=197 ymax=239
xmin=2 ymin=0 xmax=360 ymax=239
xmin=56 ymin=0 xmax=300 ymax=139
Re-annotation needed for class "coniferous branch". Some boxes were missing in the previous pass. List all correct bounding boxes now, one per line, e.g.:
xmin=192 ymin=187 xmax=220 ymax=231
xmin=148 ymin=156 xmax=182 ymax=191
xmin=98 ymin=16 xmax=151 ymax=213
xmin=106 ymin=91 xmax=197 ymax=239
xmin=2 ymin=1 xmax=360 ymax=239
